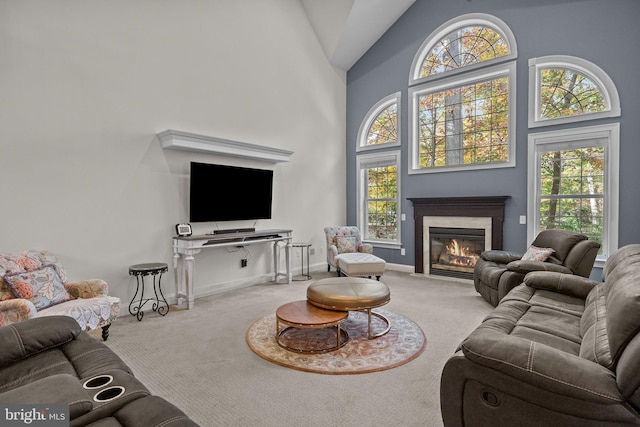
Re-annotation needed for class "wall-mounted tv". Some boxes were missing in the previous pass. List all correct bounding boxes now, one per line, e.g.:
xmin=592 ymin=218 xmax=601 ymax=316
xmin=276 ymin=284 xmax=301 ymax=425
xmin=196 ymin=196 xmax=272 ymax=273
xmin=189 ymin=162 xmax=273 ymax=222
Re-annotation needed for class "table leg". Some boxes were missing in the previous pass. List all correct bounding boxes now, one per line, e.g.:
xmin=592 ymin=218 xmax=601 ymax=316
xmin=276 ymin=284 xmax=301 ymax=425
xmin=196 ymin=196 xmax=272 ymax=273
xmin=128 ymin=276 xmax=145 ymax=321
xmin=286 ymin=241 xmax=291 ymax=283
xmin=272 ymin=242 xmax=279 ymax=282
xmin=152 ymin=271 xmax=170 ymax=316
xmin=173 ymin=253 xmax=184 ymax=307
xmin=184 ymin=255 xmax=195 ymax=310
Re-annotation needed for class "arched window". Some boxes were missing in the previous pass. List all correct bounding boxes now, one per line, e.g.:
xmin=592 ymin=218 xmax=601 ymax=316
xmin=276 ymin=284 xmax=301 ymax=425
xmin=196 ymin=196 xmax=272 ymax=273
xmin=357 ymin=92 xmax=401 ymax=151
xmin=408 ymin=14 xmax=517 ymax=173
xmin=528 ymin=56 xmax=621 ymax=127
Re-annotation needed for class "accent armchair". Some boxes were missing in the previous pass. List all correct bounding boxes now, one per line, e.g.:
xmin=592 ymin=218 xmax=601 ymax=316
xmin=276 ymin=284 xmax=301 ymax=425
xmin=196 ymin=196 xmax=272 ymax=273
xmin=323 ymin=226 xmax=373 ymax=273
xmin=0 ymin=250 xmax=120 ymax=340
xmin=473 ymin=229 xmax=600 ymax=306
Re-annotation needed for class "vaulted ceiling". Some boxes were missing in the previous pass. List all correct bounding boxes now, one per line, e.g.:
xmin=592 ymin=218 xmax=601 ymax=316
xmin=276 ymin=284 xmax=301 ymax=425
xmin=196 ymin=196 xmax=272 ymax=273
xmin=300 ymin=0 xmax=415 ymax=70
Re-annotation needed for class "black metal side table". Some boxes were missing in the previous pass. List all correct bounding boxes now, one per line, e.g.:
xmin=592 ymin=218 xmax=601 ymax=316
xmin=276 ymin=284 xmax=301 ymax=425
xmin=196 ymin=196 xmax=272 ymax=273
xmin=128 ymin=262 xmax=169 ymax=321
xmin=290 ymin=243 xmax=312 ymax=281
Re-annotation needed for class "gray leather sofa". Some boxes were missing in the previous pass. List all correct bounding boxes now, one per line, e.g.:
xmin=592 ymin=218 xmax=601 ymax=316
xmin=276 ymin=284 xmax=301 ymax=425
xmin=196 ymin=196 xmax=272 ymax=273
xmin=441 ymin=244 xmax=640 ymax=426
xmin=0 ymin=316 xmax=198 ymax=427
xmin=473 ymin=229 xmax=600 ymax=306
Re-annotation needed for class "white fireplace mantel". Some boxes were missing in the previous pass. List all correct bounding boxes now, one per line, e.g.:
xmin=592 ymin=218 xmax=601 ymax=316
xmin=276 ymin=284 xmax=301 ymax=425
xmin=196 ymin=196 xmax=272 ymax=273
xmin=157 ymin=129 xmax=294 ymax=163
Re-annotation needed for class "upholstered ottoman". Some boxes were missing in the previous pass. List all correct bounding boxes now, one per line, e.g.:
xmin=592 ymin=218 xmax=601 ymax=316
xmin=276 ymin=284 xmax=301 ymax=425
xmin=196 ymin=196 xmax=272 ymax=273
xmin=307 ymin=277 xmax=391 ymax=339
xmin=335 ymin=252 xmax=386 ymax=280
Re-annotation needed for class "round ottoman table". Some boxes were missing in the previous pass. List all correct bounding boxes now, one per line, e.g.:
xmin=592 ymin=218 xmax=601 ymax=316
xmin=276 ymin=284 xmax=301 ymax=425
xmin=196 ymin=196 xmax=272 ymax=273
xmin=307 ymin=277 xmax=391 ymax=339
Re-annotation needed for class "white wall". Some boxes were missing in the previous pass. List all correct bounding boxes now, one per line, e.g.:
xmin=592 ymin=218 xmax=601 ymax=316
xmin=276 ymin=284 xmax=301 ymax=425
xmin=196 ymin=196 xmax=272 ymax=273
xmin=0 ymin=0 xmax=346 ymax=306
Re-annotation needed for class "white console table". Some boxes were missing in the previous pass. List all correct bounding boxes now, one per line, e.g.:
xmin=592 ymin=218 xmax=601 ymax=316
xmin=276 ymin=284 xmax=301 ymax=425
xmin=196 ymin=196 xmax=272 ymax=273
xmin=172 ymin=229 xmax=292 ymax=309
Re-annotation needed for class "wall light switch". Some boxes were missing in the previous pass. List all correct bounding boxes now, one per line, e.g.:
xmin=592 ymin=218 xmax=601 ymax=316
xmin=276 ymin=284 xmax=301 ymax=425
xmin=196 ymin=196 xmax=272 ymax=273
xmin=519 ymin=215 xmax=527 ymax=225
xmin=401 ymin=248 xmax=406 ymax=256
xmin=401 ymin=213 xmax=406 ymax=221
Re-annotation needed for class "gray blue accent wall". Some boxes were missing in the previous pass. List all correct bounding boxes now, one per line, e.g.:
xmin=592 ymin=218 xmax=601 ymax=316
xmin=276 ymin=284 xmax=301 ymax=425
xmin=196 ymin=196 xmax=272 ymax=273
xmin=346 ymin=0 xmax=640 ymax=268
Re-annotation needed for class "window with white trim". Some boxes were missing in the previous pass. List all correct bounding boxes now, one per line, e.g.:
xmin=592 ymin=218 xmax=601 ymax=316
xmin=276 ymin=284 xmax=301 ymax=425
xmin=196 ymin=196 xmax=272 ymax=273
xmin=528 ymin=56 xmax=621 ymax=128
xmin=357 ymin=92 xmax=400 ymax=151
xmin=408 ymin=13 xmax=517 ymax=173
xmin=528 ymin=124 xmax=619 ymax=265
xmin=356 ymin=151 xmax=401 ymax=247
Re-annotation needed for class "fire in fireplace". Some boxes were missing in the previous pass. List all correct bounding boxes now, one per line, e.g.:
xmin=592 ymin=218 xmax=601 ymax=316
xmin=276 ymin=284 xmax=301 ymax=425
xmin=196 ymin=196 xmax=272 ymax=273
xmin=429 ymin=227 xmax=485 ymax=279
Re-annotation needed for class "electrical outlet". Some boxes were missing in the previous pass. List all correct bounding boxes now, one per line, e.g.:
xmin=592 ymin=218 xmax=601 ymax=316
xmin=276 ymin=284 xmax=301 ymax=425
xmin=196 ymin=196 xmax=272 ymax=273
xmin=310 ymin=248 xmax=315 ymax=255
xmin=401 ymin=248 xmax=406 ymax=256
xmin=241 ymin=259 xmax=248 ymax=267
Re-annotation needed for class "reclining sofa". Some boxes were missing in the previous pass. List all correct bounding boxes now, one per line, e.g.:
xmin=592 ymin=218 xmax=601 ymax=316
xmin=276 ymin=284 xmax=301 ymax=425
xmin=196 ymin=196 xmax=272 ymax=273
xmin=473 ymin=229 xmax=600 ymax=306
xmin=441 ymin=244 xmax=640 ymax=426
xmin=0 ymin=315 xmax=198 ymax=427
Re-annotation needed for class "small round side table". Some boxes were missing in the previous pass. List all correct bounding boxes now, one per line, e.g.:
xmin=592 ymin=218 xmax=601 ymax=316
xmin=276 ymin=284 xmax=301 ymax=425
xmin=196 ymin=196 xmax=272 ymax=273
xmin=290 ymin=243 xmax=312 ymax=281
xmin=128 ymin=262 xmax=169 ymax=321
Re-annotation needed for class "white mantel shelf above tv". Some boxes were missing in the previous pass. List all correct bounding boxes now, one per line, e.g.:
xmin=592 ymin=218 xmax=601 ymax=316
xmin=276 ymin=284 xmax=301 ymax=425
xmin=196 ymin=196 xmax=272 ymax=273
xmin=157 ymin=129 xmax=294 ymax=163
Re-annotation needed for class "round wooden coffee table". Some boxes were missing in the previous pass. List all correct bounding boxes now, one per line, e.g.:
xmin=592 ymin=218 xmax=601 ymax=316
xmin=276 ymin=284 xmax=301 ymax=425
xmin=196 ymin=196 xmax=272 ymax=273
xmin=275 ymin=300 xmax=349 ymax=353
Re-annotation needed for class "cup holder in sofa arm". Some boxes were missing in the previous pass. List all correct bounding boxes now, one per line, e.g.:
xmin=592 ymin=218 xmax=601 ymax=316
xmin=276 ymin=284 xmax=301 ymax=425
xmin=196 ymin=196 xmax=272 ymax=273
xmin=72 ymin=370 xmax=151 ymax=426
xmin=93 ymin=386 xmax=126 ymax=402
xmin=83 ymin=375 xmax=113 ymax=390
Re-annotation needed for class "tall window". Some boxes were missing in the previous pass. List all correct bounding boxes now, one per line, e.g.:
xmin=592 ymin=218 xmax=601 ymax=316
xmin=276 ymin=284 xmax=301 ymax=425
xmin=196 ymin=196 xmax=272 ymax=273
xmin=528 ymin=56 xmax=620 ymax=264
xmin=528 ymin=124 xmax=619 ymax=264
xmin=409 ymin=13 xmax=517 ymax=173
xmin=357 ymin=92 xmax=400 ymax=151
xmin=356 ymin=151 xmax=401 ymax=247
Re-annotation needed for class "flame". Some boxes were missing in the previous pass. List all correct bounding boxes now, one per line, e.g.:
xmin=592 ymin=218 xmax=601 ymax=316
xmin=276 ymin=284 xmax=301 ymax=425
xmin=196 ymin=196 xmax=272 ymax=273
xmin=444 ymin=239 xmax=479 ymax=267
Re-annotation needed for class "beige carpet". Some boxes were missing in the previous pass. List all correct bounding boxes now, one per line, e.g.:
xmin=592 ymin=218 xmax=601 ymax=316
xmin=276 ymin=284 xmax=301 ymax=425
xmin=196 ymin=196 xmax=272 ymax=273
xmin=104 ymin=270 xmax=491 ymax=427
xmin=247 ymin=308 xmax=426 ymax=374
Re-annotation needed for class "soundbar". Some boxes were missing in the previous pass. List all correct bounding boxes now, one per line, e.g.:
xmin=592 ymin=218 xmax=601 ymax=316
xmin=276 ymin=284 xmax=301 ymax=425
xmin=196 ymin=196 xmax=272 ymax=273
xmin=213 ymin=227 xmax=256 ymax=235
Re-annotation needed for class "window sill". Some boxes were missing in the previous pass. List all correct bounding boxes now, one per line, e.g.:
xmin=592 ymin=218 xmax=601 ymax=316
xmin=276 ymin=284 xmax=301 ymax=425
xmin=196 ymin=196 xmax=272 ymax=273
xmin=364 ymin=240 xmax=402 ymax=250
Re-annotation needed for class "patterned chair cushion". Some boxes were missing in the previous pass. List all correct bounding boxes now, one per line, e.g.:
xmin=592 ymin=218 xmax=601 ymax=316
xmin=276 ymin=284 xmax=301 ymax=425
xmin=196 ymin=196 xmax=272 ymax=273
xmin=335 ymin=236 xmax=358 ymax=254
xmin=4 ymin=265 xmax=70 ymax=310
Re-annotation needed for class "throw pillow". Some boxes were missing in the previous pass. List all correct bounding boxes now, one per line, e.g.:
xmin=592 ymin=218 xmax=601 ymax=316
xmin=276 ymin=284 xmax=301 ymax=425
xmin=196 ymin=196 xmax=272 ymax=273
xmin=521 ymin=245 xmax=555 ymax=262
xmin=335 ymin=236 xmax=358 ymax=254
xmin=4 ymin=265 xmax=70 ymax=310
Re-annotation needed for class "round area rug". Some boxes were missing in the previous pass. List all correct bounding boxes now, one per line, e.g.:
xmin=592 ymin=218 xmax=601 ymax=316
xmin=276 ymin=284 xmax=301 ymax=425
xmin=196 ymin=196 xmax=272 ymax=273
xmin=246 ymin=309 xmax=426 ymax=374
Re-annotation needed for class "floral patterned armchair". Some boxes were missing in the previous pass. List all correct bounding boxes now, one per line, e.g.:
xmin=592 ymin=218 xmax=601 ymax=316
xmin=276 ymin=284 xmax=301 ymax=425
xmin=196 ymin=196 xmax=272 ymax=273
xmin=323 ymin=226 xmax=373 ymax=272
xmin=0 ymin=250 xmax=120 ymax=340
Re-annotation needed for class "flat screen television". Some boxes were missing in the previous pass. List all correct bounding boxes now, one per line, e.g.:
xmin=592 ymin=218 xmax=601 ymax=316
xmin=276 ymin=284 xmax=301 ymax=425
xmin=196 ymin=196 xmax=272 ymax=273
xmin=189 ymin=162 xmax=273 ymax=222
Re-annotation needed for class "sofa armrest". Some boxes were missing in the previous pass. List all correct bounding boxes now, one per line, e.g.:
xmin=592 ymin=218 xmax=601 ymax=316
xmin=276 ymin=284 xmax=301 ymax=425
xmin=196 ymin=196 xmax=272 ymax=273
xmin=460 ymin=327 xmax=622 ymax=404
xmin=0 ymin=316 xmax=81 ymax=368
xmin=65 ymin=279 xmax=108 ymax=299
xmin=0 ymin=373 xmax=93 ymax=419
xmin=523 ymin=271 xmax=598 ymax=299
xmin=506 ymin=260 xmax=573 ymax=275
xmin=0 ymin=298 xmax=37 ymax=325
xmin=359 ymin=243 xmax=373 ymax=254
xmin=480 ymin=250 xmax=523 ymax=264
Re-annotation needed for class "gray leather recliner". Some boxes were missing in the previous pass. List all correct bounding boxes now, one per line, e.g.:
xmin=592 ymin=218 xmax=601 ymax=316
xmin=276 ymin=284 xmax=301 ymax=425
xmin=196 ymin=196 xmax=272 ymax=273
xmin=473 ymin=229 xmax=600 ymax=306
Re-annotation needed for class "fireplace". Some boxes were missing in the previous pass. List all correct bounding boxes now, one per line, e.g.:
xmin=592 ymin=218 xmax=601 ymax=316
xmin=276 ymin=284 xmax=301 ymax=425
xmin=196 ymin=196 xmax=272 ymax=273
xmin=429 ymin=227 xmax=485 ymax=279
xmin=408 ymin=196 xmax=509 ymax=279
